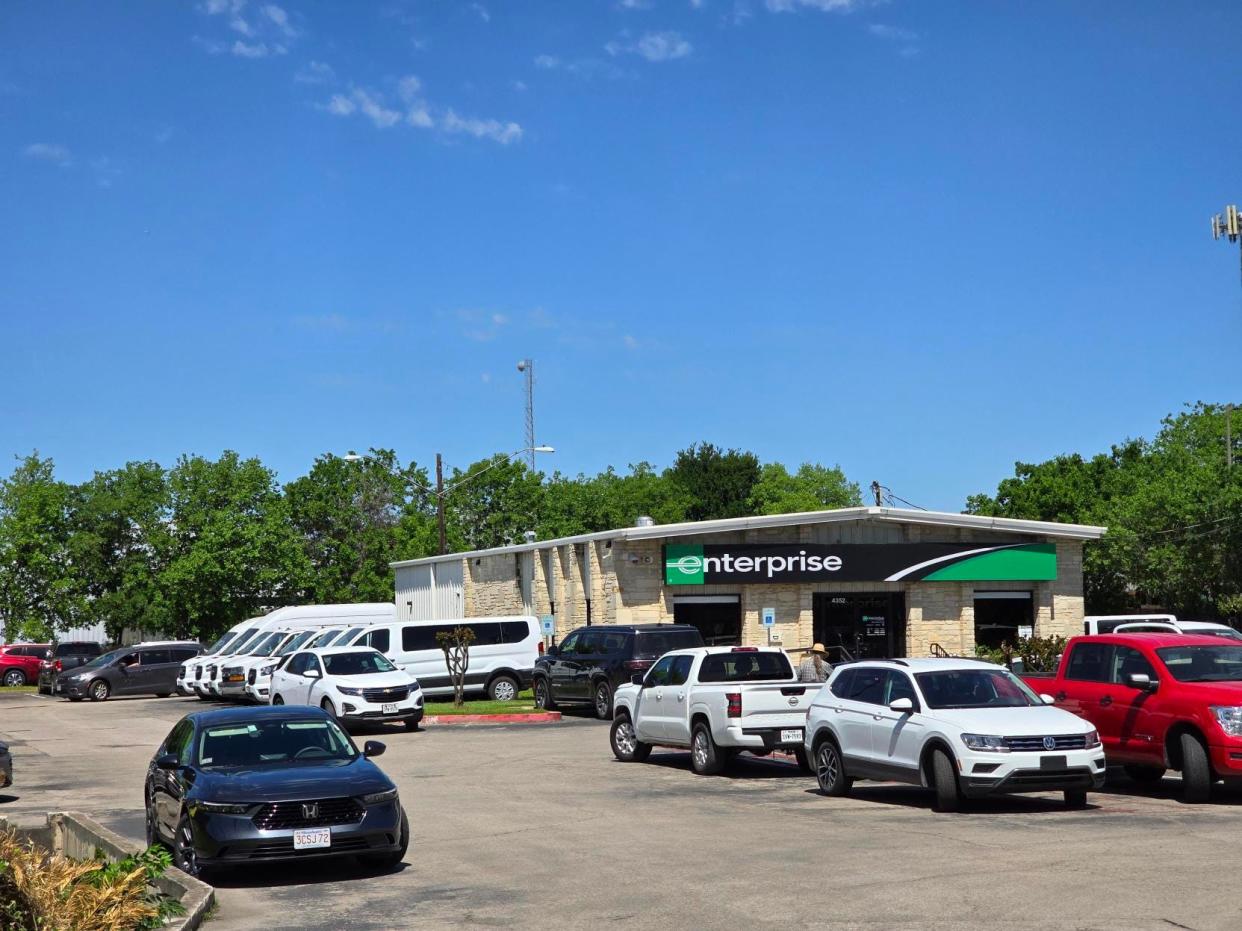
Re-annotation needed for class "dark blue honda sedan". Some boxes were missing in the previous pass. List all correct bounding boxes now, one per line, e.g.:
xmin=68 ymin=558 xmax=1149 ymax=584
xmin=144 ymin=705 xmax=408 ymax=879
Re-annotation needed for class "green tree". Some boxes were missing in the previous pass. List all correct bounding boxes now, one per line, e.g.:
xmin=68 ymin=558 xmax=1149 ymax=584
xmin=160 ymin=452 xmax=311 ymax=640
xmin=0 ymin=453 xmax=83 ymax=641
xmin=665 ymin=443 xmax=761 ymax=522
xmin=68 ymin=461 xmax=172 ymax=642
xmin=444 ymin=455 xmax=545 ymax=551
xmin=748 ymin=462 xmax=862 ymax=515
xmin=285 ymin=450 xmax=435 ymax=602
xmin=539 ymin=462 xmax=689 ymax=538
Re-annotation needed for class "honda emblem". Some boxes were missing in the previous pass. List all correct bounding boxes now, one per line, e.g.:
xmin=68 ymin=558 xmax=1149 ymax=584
xmin=302 ymin=802 xmax=319 ymax=820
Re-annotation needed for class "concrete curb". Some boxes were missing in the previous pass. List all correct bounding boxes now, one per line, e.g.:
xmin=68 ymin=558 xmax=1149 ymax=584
xmin=0 ymin=811 xmax=215 ymax=930
xmin=424 ymin=711 xmax=562 ymax=725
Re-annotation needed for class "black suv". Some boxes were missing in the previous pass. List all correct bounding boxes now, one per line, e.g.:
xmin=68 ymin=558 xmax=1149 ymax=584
xmin=37 ymin=641 xmax=106 ymax=694
xmin=533 ymin=624 xmax=704 ymax=719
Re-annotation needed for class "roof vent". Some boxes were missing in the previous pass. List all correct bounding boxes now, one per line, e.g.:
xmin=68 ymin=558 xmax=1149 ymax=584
xmin=635 ymin=515 xmax=656 ymax=528
xmin=522 ymin=530 xmax=537 ymax=543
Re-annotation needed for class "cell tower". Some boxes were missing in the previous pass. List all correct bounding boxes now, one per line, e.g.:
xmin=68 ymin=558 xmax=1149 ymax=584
xmin=1211 ymin=205 xmax=1240 ymax=283
xmin=517 ymin=358 xmax=535 ymax=467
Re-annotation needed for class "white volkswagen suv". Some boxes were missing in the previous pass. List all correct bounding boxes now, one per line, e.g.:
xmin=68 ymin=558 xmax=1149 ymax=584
xmin=270 ymin=647 xmax=424 ymax=730
xmin=805 ymin=658 xmax=1105 ymax=811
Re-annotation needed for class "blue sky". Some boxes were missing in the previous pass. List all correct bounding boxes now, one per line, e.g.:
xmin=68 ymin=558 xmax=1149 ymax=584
xmin=2 ymin=0 xmax=1240 ymax=511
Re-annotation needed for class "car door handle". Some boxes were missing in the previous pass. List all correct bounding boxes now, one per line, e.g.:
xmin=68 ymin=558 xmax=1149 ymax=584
xmin=676 ymin=693 xmax=685 ymax=702
xmin=1099 ymin=695 xmax=1113 ymax=707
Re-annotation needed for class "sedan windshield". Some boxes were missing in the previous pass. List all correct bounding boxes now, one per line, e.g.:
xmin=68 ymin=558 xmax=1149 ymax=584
xmin=323 ymin=651 xmax=397 ymax=676
xmin=196 ymin=718 xmax=357 ymax=768
xmin=915 ymin=669 xmax=1041 ymax=709
xmin=1157 ymin=645 xmax=1242 ymax=682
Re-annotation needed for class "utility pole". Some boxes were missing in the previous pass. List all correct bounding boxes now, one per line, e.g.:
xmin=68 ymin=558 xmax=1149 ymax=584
xmin=1212 ymin=205 xmax=1240 ymax=284
xmin=517 ymin=359 xmax=535 ymax=468
xmin=436 ymin=452 xmax=446 ymax=555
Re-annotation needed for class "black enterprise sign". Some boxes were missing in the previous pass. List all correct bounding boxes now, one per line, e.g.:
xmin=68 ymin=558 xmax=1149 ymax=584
xmin=662 ymin=542 xmax=1056 ymax=585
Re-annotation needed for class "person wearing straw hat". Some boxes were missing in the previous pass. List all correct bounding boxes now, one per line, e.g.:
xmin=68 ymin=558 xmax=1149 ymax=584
xmin=797 ymin=643 xmax=831 ymax=683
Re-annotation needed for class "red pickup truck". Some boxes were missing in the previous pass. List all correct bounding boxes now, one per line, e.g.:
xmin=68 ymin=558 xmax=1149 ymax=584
xmin=1021 ymin=633 xmax=1242 ymax=802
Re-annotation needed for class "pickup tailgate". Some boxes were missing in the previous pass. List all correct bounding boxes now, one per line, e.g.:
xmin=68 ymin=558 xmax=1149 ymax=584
xmin=736 ymin=682 xmax=816 ymax=730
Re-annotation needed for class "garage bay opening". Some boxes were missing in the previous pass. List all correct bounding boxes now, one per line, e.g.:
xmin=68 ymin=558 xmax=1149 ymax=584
xmin=672 ymin=595 xmax=741 ymax=646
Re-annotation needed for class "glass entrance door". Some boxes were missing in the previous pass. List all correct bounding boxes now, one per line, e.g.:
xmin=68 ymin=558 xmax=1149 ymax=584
xmin=813 ymin=593 xmax=906 ymax=660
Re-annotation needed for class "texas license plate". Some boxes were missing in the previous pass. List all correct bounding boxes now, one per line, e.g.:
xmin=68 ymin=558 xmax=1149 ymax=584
xmin=293 ymin=828 xmax=330 ymax=850
xmin=780 ymin=728 xmax=803 ymax=743
xmin=382 ymin=703 xmax=398 ymax=715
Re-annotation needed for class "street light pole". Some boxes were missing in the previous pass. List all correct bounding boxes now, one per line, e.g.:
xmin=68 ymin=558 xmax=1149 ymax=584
xmin=436 ymin=452 xmax=447 ymax=555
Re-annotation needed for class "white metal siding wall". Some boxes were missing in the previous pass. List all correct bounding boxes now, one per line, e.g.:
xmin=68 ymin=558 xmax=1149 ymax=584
xmin=433 ymin=561 xmax=465 ymax=620
xmin=396 ymin=565 xmax=436 ymax=621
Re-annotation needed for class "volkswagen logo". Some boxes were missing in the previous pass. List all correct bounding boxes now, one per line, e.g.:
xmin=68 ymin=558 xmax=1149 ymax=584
xmin=302 ymin=802 xmax=319 ymax=820
xmin=1042 ymin=736 xmax=1056 ymax=751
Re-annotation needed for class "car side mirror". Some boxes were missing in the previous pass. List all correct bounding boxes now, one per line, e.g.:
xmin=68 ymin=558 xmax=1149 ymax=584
xmin=303 ymin=669 xmax=321 ymax=679
xmin=888 ymin=697 xmax=914 ymax=714
xmin=363 ymin=740 xmax=385 ymax=759
xmin=1041 ymin=693 xmax=1056 ymax=705
xmin=155 ymin=753 xmax=180 ymax=771
xmin=1127 ymin=672 xmax=1157 ymax=692
xmin=631 ymin=673 xmax=645 ymax=687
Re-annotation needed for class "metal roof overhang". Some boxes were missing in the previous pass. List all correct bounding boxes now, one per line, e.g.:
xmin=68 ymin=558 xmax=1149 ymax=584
xmin=389 ymin=506 xmax=1106 ymax=570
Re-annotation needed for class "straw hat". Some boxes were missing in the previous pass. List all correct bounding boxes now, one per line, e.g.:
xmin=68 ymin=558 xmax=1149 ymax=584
xmin=810 ymin=642 xmax=827 ymax=654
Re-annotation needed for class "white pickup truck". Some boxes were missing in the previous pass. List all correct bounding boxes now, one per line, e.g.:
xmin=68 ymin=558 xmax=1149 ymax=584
xmin=610 ymin=646 xmax=817 ymax=775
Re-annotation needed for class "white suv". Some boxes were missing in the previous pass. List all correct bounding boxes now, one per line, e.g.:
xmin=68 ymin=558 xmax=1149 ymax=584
xmin=805 ymin=658 xmax=1105 ymax=811
xmin=270 ymin=647 xmax=424 ymax=730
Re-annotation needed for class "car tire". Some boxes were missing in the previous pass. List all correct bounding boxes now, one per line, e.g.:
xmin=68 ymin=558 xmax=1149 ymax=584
xmin=533 ymin=677 xmax=555 ymax=711
xmin=814 ymin=738 xmax=852 ymax=796
xmin=794 ymin=747 xmax=814 ymax=774
xmin=155 ymin=692 xmax=172 ymax=699
xmin=403 ymin=717 xmax=421 ymax=731
xmin=1063 ymin=788 xmax=1088 ymax=809
xmin=3 ymin=669 xmax=26 ymax=688
xmin=593 ymin=681 xmax=613 ymax=720
xmin=67 ymin=696 xmax=83 ymax=703
xmin=359 ymin=809 xmax=409 ymax=871
xmin=690 ymin=722 xmax=725 ymax=776
xmin=1124 ymin=764 xmax=1166 ymax=785
xmin=610 ymin=712 xmax=652 ymax=763
xmin=89 ymin=679 xmax=111 ymax=702
xmin=1180 ymin=733 xmax=1213 ymax=803
xmin=172 ymin=813 xmax=207 ymax=881
xmin=487 ymin=675 xmax=519 ymax=702
xmin=272 ymin=695 xmax=284 ymax=706
xmin=931 ymin=748 xmax=961 ymax=812
xmin=320 ymin=698 xmax=337 ymax=719
xmin=145 ymin=798 xmax=161 ymax=848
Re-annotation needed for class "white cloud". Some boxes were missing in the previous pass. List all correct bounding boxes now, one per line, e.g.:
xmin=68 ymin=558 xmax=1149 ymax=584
xmin=442 ymin=110 xmax=523 ymax=145
xmin=766 ymin=0 xmax=865 ymax=11
xmin=261 ymin=4 xmax=296 ymax=37
xmin=295 ymin=60 xmax=335 ymax=84
xmin=623 ymin=334 xmax=640 ymax=349
xmin=229 ymin=15 xmax=255 ymax=36
xmin=202 ymin=0 xmax=244 ymax=15
xmin=231 ymin=39 xmax=283 ymax=58
xmin=690 ymin=0 xmax=705 ymax=6
xmin=22 ymin=143 xmax=72 ymax=167
xmin=868 ymin=23 xmax=917 ymax=41
xmin=90 ymin=156 xmax=122 ymax=188
xmin=534 ymin=54 xmax=560 ymax=69
xmin=491 ymin=313 xmax=509 ymax=325
xmin=481 ymin=373 xmax=492 ymax=384
xmin=619 ymin=0 xmax=653 ymax=8
xmin=470 ymin=2 xmax=490 ymax=22
xmin=322 ymin=81 xmax=521 ymax=145
xmin=607 ymin=30 xmax=693 ymax=61
xmin=512 ymin=79 xmax=528 ymax=92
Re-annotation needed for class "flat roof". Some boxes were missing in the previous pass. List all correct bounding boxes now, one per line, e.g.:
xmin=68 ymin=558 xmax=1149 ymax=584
xmin=390 ymin=506 xmax=1106 ymax=569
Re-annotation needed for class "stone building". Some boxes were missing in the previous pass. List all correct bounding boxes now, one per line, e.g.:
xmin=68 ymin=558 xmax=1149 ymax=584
xmin=389 ymin=507 xmax=1105 ymax=659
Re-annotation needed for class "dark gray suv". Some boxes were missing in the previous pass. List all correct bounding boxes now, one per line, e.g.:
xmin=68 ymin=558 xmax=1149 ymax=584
xmin=57 ymin=642 xmax=202 ymax=702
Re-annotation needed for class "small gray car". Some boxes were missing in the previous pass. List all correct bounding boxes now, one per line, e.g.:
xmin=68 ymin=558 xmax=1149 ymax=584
xmin=57 ymin=642 xmax=202 ymax=702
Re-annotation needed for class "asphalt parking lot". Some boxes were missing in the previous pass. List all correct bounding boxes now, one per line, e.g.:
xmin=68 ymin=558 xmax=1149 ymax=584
xmin=2 ymin=691 xmax=1242 ymax=930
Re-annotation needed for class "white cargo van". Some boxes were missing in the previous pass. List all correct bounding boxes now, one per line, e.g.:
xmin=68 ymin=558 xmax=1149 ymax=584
xmin=346 ymin=615 xmax=540 ymax=701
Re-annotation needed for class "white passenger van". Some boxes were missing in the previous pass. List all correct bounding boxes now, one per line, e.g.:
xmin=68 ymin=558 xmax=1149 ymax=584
xmin=187 ymin=603 xmax=397 ymax=698
xmin=1084 ymin=614 xmax=1178 ymax=634
xmin=345 ymin=615 xmax=540 ymax=701
xmin=1084 ymin=613 xmax=1241 ymax=640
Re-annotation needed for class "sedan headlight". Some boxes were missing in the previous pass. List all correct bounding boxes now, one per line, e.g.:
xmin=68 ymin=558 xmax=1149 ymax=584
xmin=1084 ymin=729 xmax=1101 ymax=749
xmin=336 ymin=686 xmax=363 ymax=696
xmin=361 ymin=787 xmax=399 ymax=805
xmin=960 ymin=734 xmax=1010 ymax=753
xmin=1211 ymin=705 xmax=1242 ymax=737
xmin=194 ymin=801 xmax=250 ymax=815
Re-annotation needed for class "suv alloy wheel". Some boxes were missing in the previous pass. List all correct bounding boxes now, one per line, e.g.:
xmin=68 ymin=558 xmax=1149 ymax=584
xmin=593 ymin=681 xmax=613 ymax=720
